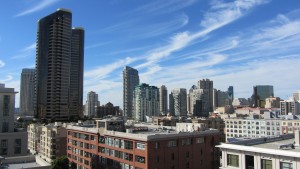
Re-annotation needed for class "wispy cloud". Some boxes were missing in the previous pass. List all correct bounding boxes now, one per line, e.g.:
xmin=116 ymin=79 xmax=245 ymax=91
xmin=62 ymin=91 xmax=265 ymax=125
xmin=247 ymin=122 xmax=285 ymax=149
xmin=85 ymin=41 xmax=112 ymax=50
xmin=0 ymin=60 xmax=5 ymax=68
xmin=133 ymin=0 xmax=197 ymax=15
xmin=11 ymin=42 xmax=36 ymax=60
xmin=0 ymin=75 xmax=13 ymax=82
xmin=14 ymin=0 xmax=60 ymax=17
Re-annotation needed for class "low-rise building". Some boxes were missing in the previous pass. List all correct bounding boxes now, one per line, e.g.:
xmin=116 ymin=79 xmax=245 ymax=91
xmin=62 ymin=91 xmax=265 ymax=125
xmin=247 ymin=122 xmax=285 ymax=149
xmin=67 ymin=117 xmax=220 ymax=169
xmin=217 ymin=133 xmax=298 ymax=169
xmin=28 ymin=123 xmax=43 ymax=154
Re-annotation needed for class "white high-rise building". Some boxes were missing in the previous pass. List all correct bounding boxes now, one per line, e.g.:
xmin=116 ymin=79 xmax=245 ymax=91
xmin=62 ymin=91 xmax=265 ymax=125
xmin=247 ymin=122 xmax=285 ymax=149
xmin=159 ymin=85 xmax=168 ymax=114
xmin=169 ymin=88 xmax=187 ymax=116
xmin=20 ymin=68 xmax=35 ymax=116
xmin=85 ymin=91 xmax=99 ymax=118
xmin=133 ymin=83 xmax=159 ymax=122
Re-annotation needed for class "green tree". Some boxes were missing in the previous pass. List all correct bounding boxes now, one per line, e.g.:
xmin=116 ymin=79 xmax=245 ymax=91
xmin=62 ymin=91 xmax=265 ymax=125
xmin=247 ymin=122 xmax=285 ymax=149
xmin=51 ymin=156 xmax=69 ymax=169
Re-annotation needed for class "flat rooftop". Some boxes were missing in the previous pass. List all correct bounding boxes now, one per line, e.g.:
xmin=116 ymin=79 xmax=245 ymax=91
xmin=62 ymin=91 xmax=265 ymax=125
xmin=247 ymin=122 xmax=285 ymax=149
xmin=2 ymin=162 xmax=41 ymax=169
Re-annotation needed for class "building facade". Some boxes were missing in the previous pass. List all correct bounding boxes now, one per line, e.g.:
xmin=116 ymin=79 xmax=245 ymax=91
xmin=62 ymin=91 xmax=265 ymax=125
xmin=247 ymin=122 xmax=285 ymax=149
xmin=159 ymin=85 xmax=168 ymax=114
xmin=133 ymin=83 xmax=159 ymax=122
xmin=20 ymin=68 xmax=35 ymax=116
xmin=218 ymin=134 xmax=298 ymax=169
xmin=169 ymin=88 xmax=187 ymax=116
xmin=123 ymin=66 xmax=139 ymax=119
xmin=198 ymin=79 xmax=214 ymax=113
xmin=67 ymin=119 xmax=220 ymax=169
xmin=35 ymin=9 xmax=84 ymax=122
xmin=280 ymin=99 xmax=300 ymax=115
xmin=0 ymin=84 xmax=28 ymax=157
xmin=85 ymin=91 xmax=100 ymax=118
xmin=265 ymin=96 xmax=281 ymax=108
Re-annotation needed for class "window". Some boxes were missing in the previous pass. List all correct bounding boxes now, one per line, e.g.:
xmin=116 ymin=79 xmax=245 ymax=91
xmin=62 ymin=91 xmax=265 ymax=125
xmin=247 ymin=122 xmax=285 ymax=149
xmin=280 ymin=162 xmax=293 ymax=169
xmin=0 ymin=140 xmax=8 ymax=147
xmin=15 ymin=139 xmax=21 ymax=147
xmin=155 ymin=142 xmax=159 ymax=149
xmin=0 ymin=148 xmax=7 ymax=155
xmin=182 ymin=139 xmax=191 ymax=145
xmin=171 ymin=153 xmax=175 ymax=160
xmin=227 ymin=154 xmax=239 ymax=167
xmin=136 ymin=142 xmax=145 ymax=150
xmin=2 ymin=121 xmax=8 ymax=132
xmin=186 ymin=152 xmax=189 ymax=158
xmin=3 ymin=95 xmax=10 ymax=116
xmin=135 ymin=155 xmax=145 ymax=163
xmin=168 ymin=140 xmax=177 ymax=147
xmin=261 ymin=159 xmax=272 ymax=169
xmin=124 ymin=140 xmax=133 ymax=150
xmin=196 ymin=138 xmax=204 ymax=144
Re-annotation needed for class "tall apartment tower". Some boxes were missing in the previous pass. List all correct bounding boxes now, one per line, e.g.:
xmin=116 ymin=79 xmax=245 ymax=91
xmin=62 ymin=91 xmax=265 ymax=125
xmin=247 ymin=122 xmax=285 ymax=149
xmin=252 ymin=85 xmax=274 ymax=108
xmin=85 ymin=91 xmax=100 ymax=118
xmin=198 ymin=79 xmax=214 ymax=112
xmin=228 ymin=86 xmax=234 ymax=103
xmin=123 ymin=66 xmax=139 ymax=119
xmin=159 ymin=85 xmax=168 ymax=114
xmin=20 ymin=68 xmax=35 ymax=116
xmin=34 ymin=9 xmax=84 ymax=122
xmin=133 ymin=83 xmax=159 ymax=122
xmin=169 ymin=88 xmax=187 ymax=116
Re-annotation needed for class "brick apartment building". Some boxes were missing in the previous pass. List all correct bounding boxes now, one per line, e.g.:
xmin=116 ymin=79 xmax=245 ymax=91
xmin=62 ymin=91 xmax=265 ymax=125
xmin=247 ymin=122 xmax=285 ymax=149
xmin=67 ymin=117 xmax=220 ymax=169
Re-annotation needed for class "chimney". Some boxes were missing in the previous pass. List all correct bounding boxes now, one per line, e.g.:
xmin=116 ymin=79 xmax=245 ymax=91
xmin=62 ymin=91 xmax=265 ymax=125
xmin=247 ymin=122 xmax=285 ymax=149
xmin=295 ymin=130 xmax=300 ymax=146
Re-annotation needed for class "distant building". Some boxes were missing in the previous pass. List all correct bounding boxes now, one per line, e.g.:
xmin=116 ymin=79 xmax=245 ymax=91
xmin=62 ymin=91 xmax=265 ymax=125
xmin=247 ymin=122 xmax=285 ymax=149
xmin=227 ymin=86 xmax=234 ymax=103
xmin=265 ymin=96 xmax=281 ymax=108
xmin=169 ymin=88 xmax=187 ymax=116
xmin=232 ymin=98 xmax=249 ymax=107
xmin=123 ymin=66 xmax=139 ymax=119
xmin=67 ymin=117 xmax=220 ymax=169
xmin=133 ymin=83 xmax=159 ymax=122
xmin=293 ymin=91 xmax=300 ymax=102
xmin=35 ymin=9 xmax=84 ymax=122
xmin=251 ymin=85 xmax=274 ymax=108
xmin=217 ymin=133 xmax=298 ymax=169
xmin=159 ymin=85 xmax=168 ymax=114
xmin=213 ymin=89 xmax=231 ymax=109
xmin=20 ymin=68 xmax=35 ymax=116
xmin=0 ymin=84 xmax=27 ymax=157
xmin=85 ymin=91 xmax=100 ymax=118
xmin=280 ymin=98 xmax=300 ymax=115
xmin=96 ymin=102 xmax=121 ymax=118
xmin=198 ymin=79 xmax=214 ymax=112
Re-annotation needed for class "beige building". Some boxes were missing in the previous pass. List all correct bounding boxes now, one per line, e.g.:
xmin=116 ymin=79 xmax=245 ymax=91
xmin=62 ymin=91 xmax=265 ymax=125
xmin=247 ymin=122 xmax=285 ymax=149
xmin=27 ymin=123 xmax=43 ymax=154
xmin=0 ymin=84 xmax=28 ymax=157
xmin=29 ymin=122 xmax=67 ymax=163
xmin=265 ymin=96 xmax=281 ymax=108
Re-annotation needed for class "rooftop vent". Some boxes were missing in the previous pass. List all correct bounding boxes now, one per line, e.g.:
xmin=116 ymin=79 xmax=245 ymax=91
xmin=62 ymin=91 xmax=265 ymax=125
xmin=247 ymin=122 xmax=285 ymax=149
xmin=278 ymin=143 xmax=295 ymax=149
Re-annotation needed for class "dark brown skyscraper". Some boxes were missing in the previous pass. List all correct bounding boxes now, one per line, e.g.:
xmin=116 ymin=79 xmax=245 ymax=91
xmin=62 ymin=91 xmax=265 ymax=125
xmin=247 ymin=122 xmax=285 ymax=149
xmin=34 ymin=9 xmax=84 ymax=122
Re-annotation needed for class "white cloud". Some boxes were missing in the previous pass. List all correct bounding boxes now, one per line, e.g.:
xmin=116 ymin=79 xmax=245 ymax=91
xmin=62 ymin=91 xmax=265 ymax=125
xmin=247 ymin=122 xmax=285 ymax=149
xmin=0 ymin=60 xmax=5 ymax=68
xmin=11 ymin=42 xmax=36 ymax=60
xmin=21 ymin=43 xmax=36 ymax=52
xmin=15 ymin=0 xmax=60 ymax=17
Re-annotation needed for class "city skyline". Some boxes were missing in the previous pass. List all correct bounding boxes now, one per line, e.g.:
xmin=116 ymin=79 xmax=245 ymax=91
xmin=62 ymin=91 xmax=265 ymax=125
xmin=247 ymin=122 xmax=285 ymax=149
xmin=0 ymin=0 xmax=300 ymax=108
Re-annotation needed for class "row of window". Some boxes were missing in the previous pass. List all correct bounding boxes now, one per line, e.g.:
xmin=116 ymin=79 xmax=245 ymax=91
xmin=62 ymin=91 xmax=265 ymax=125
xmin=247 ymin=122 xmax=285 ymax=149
xmin=99 ymin=136 xmax=146 ymax=150
xmin=227 ymin=154 xmax=293 ymax=169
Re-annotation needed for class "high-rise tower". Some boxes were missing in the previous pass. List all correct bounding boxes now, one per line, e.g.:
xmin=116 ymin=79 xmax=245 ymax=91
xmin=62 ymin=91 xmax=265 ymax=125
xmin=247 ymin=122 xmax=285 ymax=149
xmin=20 ymin=68 xmax=35 ymax=116
xmin=34 ymin=9 xmax=84 ymax=122
xmin=85 ymin=91 xmax=99 ymax=118
xmin=252 ymin=85 xmax=274 ymax=108
xmin=123 ymin=66 xmax=139 ymax=119
xmin=198 ymin=79 xmax=214 ymax=112
xmin=169 ymin=88 xmax=187 ymax=116
xmin=159 ymin=85 xmax=168 ymax=114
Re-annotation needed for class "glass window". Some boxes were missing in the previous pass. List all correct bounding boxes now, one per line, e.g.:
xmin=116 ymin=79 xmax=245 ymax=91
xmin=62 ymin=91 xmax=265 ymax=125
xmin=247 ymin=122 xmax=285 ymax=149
xmin=261 ymin=159 xmax=272 ymax=169
xmin=3 ymin=95 xmax=10 ymax=116
xmin=280 ymin=162 xmax=293 ymax=169
xmin=196 ymin=138 xmax=204 ymax=144
xmin=168 ymin=140 xmax=177 ymax=147
xmin=227 ymin=154 xmax=239 ymax=167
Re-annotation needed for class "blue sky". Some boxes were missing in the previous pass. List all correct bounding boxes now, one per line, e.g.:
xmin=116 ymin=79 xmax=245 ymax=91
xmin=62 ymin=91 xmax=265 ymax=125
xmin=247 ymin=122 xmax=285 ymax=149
xmin=1 ymin=0 xmax=300 ymax=107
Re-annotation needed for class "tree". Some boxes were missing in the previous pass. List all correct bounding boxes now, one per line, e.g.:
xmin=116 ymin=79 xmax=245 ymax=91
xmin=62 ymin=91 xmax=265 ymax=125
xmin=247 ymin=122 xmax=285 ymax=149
xmin=51 ymin=156 xmax=69 ymax=169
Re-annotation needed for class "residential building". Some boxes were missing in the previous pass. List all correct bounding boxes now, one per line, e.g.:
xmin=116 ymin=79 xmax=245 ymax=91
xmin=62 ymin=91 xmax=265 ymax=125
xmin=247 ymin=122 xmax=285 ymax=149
xmin=217 ymin=133 xmax=298 ymax=169
xmin=38 ymin=122 xmax=67 ymax=163
xmin=159 ymin=85 xmax=168 ymax=114
xmin=293 ymin=91 xmax=300 ymax=102
xmin=265 ymin=96 xmax=281 ymax=108
xmin=67 ymin=117 xmax=220 ymax=169
xmin=20 ymin=68 xmax=35 ymax=116
xmin=123 ymin=66 xmax=139 ymax=119
xmin=34 ymin=9 xmax=84 ymax=122
xmin=152 ymin=115 xmax=178 ymax=126
xmin=169 ymin=88 xmax=187 ymax=116
xmin=0 ymin=84 xmax=28 ymax=157
xmin=96 ymin=102 xmax=121 ymax=118
xmin=251 ymin=85 xmax=274 ymax=108
xmin=192 ymin=117 xmax=225 ymax=142
xmin=213 ymin=89 xmax=230 ymax=109
xmin=85 ymin=91 xmax=100 ymax=118
xmin=280 ymin=98 xmax=300 ymax=115
xmin=28 ymin=123 xmax=43 ymax=154
xmin=133 ymin=83 xmax=159 ymax=122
